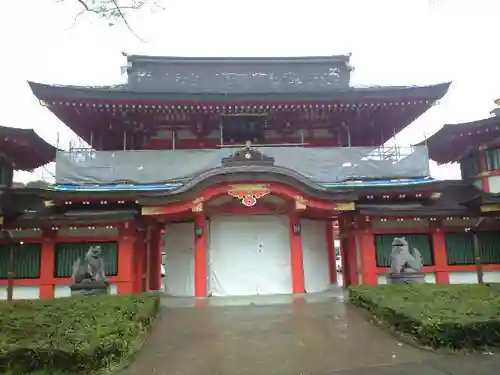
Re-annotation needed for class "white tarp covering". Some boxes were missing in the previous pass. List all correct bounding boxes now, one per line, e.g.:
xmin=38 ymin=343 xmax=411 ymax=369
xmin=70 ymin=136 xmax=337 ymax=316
xmin=163 ymin=222 xmax=195 ymax=296
xmin=208 ymin=215 xmax=292 ymax=296
xmin=55 ymin=146 xmax=430 ymax=185
xmin=301 ymin=219 xmax=331 ymax=293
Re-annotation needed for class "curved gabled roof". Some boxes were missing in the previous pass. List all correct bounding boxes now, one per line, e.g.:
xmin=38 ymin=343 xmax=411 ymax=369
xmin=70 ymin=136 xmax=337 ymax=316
xmin=0 ymin=125 xmax=57 ymax=170
xmin=420 ymin=115 xmax=500 ymax=164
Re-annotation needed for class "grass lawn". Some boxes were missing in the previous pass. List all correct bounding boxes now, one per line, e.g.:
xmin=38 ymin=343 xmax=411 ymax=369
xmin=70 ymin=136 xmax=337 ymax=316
xmin=0 ymin=293 xmax=159 ymax=374
xmin=349 ymin=284 xmax=500 ymax=350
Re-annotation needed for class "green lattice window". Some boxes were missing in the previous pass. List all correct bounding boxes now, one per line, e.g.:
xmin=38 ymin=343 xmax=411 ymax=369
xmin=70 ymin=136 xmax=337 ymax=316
xmin=445 ymin=232 xmax=500 ymax=265
xmin=0 ymin=243 xmax=41 ymax=279
xmin=485 ymin=148 xmax=500 ymax=171
xmin=374 ymin=234 xmax=434 ymax=267
xmin=54 ymin=242 xmax=118 ymax=278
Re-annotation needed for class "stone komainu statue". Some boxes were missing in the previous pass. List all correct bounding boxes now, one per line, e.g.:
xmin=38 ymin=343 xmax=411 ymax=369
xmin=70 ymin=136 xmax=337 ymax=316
xmin=71 ymin=245 xmax=107 ymax=285
xmin=388 ymin=237 xmax=425 ymax=284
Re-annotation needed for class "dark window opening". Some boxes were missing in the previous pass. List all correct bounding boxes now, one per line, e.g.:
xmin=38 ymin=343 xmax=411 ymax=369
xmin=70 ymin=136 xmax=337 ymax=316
xmin=0 ymin=158 xmax=13 ymax=186
xmin=221 ymin=115 xmax=266 ymax=144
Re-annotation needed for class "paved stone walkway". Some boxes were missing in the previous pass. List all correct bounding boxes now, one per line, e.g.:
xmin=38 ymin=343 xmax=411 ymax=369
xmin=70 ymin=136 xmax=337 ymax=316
xmin=121 ymin=292 xmax=499 ymax=375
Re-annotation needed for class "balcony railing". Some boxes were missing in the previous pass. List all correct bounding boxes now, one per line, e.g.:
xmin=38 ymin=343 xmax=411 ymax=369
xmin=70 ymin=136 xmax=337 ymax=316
xmin=56 ymin=145 xmax=430 ymax=185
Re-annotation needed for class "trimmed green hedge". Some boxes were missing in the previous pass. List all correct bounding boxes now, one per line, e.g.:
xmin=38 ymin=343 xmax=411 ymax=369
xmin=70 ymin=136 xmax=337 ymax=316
xmin=0 ymin=294 xmax=159 ymax=374
xmin=349 ymin=284 xmax=500 ymax=350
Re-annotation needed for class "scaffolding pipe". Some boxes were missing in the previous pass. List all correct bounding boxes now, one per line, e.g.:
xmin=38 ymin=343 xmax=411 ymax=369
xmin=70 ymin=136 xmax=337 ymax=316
xmin=219 ymin=118 xmax=224 ymax=147
xmin=342 ymin=122 xmax=351 ymax=147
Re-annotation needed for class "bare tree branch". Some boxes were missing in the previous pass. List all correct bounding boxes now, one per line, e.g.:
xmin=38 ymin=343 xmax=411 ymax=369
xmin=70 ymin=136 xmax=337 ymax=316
xmin=76 ymin=0 xmax=91 ymax=11
xmin=63 ymin=0 xmax=164 ymax=42
xmin=109 ymin=0 xmax=146 ymax=43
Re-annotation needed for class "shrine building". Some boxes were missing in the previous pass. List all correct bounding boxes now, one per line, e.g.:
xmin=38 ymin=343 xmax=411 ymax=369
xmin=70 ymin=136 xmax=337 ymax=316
xmin=1 ymin=54 xmax=500 ymax=299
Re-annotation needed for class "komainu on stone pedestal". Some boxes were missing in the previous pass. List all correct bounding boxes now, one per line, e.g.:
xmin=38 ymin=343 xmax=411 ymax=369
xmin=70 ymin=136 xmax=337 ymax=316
xmin=70 ymin=245 xmax=109 ymax=296
xmin=387 ymin=237 xmax=425 ymax=284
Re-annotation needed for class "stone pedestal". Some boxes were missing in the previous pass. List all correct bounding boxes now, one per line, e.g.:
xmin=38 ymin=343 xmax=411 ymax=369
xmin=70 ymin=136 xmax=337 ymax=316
xmin=387 ymin=272 xmax=425 ymax=284
xmin=70 ymin=281 xmax=109 ymax=296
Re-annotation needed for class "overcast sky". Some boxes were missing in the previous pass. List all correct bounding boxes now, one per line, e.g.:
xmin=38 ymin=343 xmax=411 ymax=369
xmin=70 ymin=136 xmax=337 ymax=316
xmin=1 ymin=0 xmax=499 ymax=182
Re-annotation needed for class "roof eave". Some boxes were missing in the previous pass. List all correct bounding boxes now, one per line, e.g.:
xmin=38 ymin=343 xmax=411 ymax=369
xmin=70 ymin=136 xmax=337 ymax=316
xmin=27 ymin=81 xmax=451 ymax=103
xmin=124 ymin=54 xmax=353 ymax=65
xmin=0 ymin=125 xmax=57 ymax=170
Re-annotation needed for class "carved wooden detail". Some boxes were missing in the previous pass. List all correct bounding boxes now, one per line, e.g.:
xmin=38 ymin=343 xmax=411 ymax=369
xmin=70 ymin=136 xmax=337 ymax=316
xmin=221 ymin=141 xmax=275 ymax=166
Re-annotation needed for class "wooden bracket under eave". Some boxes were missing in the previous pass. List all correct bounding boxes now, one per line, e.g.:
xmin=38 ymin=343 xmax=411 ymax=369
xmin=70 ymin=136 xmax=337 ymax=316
xmin=192 ymin=202 xmax=204 ymax=212
xmin=44 ymin=200 xmax=55 ymax=207
xmin=191 ymin=197 xmax=204 ymax=212
xmin=334 ymin=202 xmax=355 ymax=211
xmin=480 ymin=204 xmax=500 ymax=213
xmin=294 ymin=196 xmax=307 ymax=210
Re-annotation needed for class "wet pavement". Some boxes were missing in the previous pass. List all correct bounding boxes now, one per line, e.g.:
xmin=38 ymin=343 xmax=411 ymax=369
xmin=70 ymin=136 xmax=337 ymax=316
xmin=121 ymin=290 xmax=499 ymax=375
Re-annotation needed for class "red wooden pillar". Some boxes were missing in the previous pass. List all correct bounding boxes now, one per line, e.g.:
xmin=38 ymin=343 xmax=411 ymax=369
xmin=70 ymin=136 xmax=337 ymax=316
xmin=133 ymin=229 xmax=146 ymax=293
xmin=339 ymin=217 xmax=355 ymax=287
xmin=345 ymin=236 xmax=358 ymax=286
xmin=289 ymin=214 xmax=305 ymax=293
xmin=325 ymin=220 xmax=337 ymax=284
xmin=359 ymin=230 xmax=377 ymax=285
xmin=117 ymin=222 xmax=135 ymax=295
xmin=194 ymin=215 xmax=207 ymax=297
xmin=432 ymin=228 xmax=449 ymax=284
xmin=39 ymin=229 xmax=56 ymax=298
xmin=144 ymin=226 xmax=151 ymax=292
xmin=149 ymin=224 xmax=163 ymax=291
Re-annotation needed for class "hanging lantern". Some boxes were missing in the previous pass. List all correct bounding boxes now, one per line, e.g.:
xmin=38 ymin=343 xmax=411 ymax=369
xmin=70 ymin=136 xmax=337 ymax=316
xmin=293 ymin=223 xmax=301 ymax=235
xmin=195 ymin=226 xmax=203 ymax=238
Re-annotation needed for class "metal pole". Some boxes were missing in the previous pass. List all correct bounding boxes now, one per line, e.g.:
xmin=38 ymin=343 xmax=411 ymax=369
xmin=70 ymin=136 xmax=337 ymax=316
xmin=472 ymin=217 xmax=485 ymax=284
xmin=342 ymin=122 xmax=351 ymax=147
xmin=2 ymin=230 xmax=14 ymax=301
xmin=393 ymin=127 xmax=399 ymax=160
xmin=472 ymin=232 xmax=484 ymax=284
xmin=7 ymin=242 xmax=15 ymax=301
xmin=219 ymin=117 xmax=224 ymax=147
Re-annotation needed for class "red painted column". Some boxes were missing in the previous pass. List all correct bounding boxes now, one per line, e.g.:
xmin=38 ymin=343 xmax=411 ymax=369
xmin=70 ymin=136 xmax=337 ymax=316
xmin=194 ymin=215 xmax=207 ymax=297
xmin=432 ymin=228 xmax=450 ymax=284
xmin=359 ymin=230 xmax=377 ymax=285
xmin=339 ymin=218 xmax=353 ymax=287
xmin=133 ymin=229 xmax=146 ymax=293
xmin=325 ymin=220 xmax=337 ymax=284
xmin=289 ymin=214 xmax=305 ymax=293
xmin=117 ymin=222 xmax=135 ymax=295
xmin=345 ymin=236 xmax=358 ymax=286
xmin=145 ymin=226 xmax=151 ymax=292
xmin=149 ymin=225 xmax=163 ymax=291
xmin=39 ymin=229 xmax=56 ymax=298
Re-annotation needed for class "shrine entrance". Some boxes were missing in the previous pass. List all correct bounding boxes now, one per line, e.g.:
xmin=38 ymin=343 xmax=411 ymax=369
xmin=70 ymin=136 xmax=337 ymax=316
xmin=207 ymin=215 xmax=292 ymax=296
xmin=144 ymin=180 xmax=355 ymax=297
